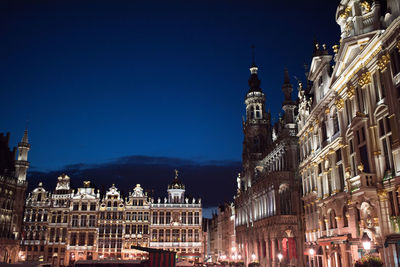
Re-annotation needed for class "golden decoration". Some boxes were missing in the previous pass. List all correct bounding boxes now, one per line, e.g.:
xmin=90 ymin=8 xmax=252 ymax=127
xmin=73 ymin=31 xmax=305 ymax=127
xmin=335 ymin=97 xmax=344 ymax=111
xmin=357 ymin=163 xmax=364 ymax=173
xmin=378 ymin=189 xmax=388 ymax=200
xmin=373 ymin=151 xmax=381 ymax=156
xmin=335 ymin=216 xmax=341 ymax=220
xmin=377 ymin=53 xmax=390 ymax=71
xmin=347 ymin=85 xmax=355 ymax=99
xmin=83 ymin=181 xmax=91 ymax=187
xmin=397 ymin=40 xmax=400 ymax=52
xmin=358 ymin=71 xmax=371 ymax=87
xmin=340 ymin=6 xmax=352 ymax=19
xmin=361 ymin=1 xmax=371 ymax=13
xmin=332 ymin=45 xmax=339 ymax=54
xmin=325 ymin=107 xmax=330 ymax=114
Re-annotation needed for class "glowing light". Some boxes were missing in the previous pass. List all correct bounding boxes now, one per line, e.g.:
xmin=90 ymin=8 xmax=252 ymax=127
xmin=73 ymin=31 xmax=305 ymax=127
xmin=309 ymin=248 xmax=315 ymax=256
xmin=277 ymin=253 xmax=283 ymax=262
xmin=251 ymin=253 xmax=256 ymax=261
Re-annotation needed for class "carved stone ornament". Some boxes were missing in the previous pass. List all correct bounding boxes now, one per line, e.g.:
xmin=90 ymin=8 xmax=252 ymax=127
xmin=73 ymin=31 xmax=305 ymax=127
xmin=377 ymin=53 xmax=390 ymax=71
xmin=335 ymin=97 xmax=344 ymax=111
xmin=347 ymin=85 xmax=355 ymax=99
xmin=378 ymin=189 xmax=388 ymax=200
xmin=358 ymin=71 xmax=371 ymax=87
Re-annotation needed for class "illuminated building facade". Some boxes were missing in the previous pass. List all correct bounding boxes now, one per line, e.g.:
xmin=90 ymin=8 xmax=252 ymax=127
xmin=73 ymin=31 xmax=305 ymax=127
xmin=20 ymin=170 xmax=202 ymax=265
xmin=149 ymin=170 xmax=203 ymax=262
xmin=66 ymin=181 xmax=100 ymax=264
xmin=298 ymin=1 xmax=400 ymax=266
xmin=22 ymin=182 xmax=50 ymax=262
xmin=0 ymin=131 xmax=29 ymax=263
xmin=234 ymin=64 xmax=304 ymax=266
xmin=121 ymin=184 xmax=151 ymax=259
xmin=209 ymin=203 xmax=237 ymax=263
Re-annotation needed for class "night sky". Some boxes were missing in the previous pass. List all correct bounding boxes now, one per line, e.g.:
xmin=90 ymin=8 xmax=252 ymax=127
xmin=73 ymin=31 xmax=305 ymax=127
xmin=0 ymin=0 xmax=340 ymax=215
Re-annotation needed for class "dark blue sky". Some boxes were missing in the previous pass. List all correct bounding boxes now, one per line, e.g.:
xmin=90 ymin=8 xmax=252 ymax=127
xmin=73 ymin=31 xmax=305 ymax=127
xmin=1 ymin=0 xmax=339 ymax=209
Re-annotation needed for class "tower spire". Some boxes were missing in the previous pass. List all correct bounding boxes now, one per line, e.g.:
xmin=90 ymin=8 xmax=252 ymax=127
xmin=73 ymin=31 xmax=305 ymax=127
xmin=15 ymin=129 xmax=31 ymax=182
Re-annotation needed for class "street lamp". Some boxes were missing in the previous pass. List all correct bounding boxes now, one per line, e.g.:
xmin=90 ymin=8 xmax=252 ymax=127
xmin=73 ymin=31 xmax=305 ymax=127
xmin=361 ymin=232 xmax=371 ymax=251
xmin=251 ymin=253 xmax=256 ymax=262
xmin=309 ymin=248 xmax=315 ymax=267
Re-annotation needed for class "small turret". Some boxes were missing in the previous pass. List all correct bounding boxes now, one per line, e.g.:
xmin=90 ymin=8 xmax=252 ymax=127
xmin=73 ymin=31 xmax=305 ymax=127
xmin=167 ymin=169 xmax=185 ymax=203
xmin=15 ymin=129 xmax=30 ymax=182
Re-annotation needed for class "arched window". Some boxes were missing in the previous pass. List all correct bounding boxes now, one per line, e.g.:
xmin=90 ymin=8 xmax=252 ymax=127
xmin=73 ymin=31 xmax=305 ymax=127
xmin=255 ymin=105 xmax=261 ymax=118
xmin=107 ymin=201 xmax=111 ymax=207
xmin=113 ymin=201 xmax=118 ymax=207
xmin=250 ymin=106 xmax=254 ymax=119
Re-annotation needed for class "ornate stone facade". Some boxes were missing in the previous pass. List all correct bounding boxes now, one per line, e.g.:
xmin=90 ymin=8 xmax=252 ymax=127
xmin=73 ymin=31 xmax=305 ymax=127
xmin=20 ymin=170 xmax=202 ymax=265
xmin=298 ymin=1 xmax=400 ymax=266
xmin=209 ymin=203 xmax=237 ymax=263
xmin=234 ymin=64 xmax=303 ymax=266
xmin=0 ymin=131 xmax=29 ymax=263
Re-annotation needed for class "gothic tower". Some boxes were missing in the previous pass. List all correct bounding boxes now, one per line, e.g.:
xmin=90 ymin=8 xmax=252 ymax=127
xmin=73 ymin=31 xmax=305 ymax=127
xmin=15 ymin=129 xmax=30 ymax=182
xmin=242 ymin=62 xmax=271 ymax=188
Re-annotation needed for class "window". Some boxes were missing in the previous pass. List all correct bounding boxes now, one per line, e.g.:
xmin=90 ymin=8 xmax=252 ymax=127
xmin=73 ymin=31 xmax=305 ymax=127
xmin=70 ymin=232 xmax=77 ymax=246
xmin=139 ymin=200 xmax=143 ymax=206
xmin=345 ymin=99 xmax=353 ymax=125
xmin=390 ymin=49 xmax=400 ymax=76
xmin=152 ymin=212 xmax=158 ymax=224
xmin=62 ymin=228 xmax=67 ymax=242
xmin=125 ymin=225 xmax=130 ymax=234
xmin=181 ymin=212 xmax=186 ymax=224
xmin=159 ymin=229 xmax=164 ymax=242
xmin=132 ymin=212 xmax=137 ymax=221
xmin=152 ymin=229 xmax=157 ymax=240
xmin=343 ymin=206 xmax=349 ymax=227
xmin=118 ymin=212 xmax=123 ymax=220
xmin=143 ymin=225 xmax=148 ymax=234
xmin=144 ymin=212 xmax=149 ymax=221
xmin=194 ymin=212 xmax=199 ymax=224
xmin=89 ymin=215 xmax=96 ymax=227
xmin=321 ymin=121 xmax=327 ymax=142
xmin=79 ymin=233 xmax=85 ymax=246
xmin=332 ymin=112 xmax=340 ymax=134
xmin=188 ymin=229 xmax=193 ymax=241
xmin=159 ymin=212 xmax=164 ymax=224
xmin=378 ymin=116 xmax=393 ymax=172
xmin=132 ymin=225 xmax=136 ymax=234
xmin=73 ymin=203 xmax=79 ymax=210
xmin=255 ymin=105 xmax=261 ymax=118
xmin=126 ymin=212 xmax=131 ymax=221
xmin=49 ymin=228 xmax=55 ymax=242
xmin=172 ymin=229 xmax=179 ymax=241
xmin=88 ymin=233 xmax=94 ymax=246
xmin=166 ymin=212 xmax=171 ymax=224
xmin=188 ymin=212 xmax=193 ymax=224
xmin=100 ymin=212 xmax=105 ymax=220
xmin=336 ymin=149 xmax=345 ymax=192
xmin=81 ymin=202 xmax=87 ymax=211
xmin=90 ymin=203 xmax=96 ymax=211
xmin=181 ymin=229 xmax=186 ymax=242
xmin=194 ymin=230 xmax=199 ymax=242
xmin=138 ymin=212 xmax=143 ymax=221
xmin=80 ymin=215 xmax=87 ymax=227
xmin=166 ymin=229 xmax=170 ymax=242
xmin=71 ymin=215 xmax=78 ymax=227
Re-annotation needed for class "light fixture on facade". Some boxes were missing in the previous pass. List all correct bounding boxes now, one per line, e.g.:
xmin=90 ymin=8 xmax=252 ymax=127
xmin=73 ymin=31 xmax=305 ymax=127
xmin=309 ymin=248 xmax=315 ymax=256
xmin=251 ymin=253 xmax=256 ymax=262
xmin=277 ymin=253 xmax=283 ymax=262
xmin=361 ymin=232 xmax=371 ymax=250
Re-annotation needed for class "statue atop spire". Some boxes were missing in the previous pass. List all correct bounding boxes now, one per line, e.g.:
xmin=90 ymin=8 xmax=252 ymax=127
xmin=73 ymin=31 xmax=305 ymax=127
xmin=248 ymin=45 xmax=262 ymax=93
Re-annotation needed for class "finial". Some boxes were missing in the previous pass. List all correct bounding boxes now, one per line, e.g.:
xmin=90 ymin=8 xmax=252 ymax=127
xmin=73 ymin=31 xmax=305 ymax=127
xmin=251 ymin=45 xmax=256 ymax=66
xmin=174 ymin=169 xmax=179 ymax=179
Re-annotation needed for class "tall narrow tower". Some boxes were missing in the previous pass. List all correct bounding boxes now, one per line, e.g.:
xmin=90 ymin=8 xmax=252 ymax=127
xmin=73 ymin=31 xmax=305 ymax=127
xmin=242 ymin=61 xmax=271 ymax=188
xmin=281 ymin=68 xmax=296 ymax=126
xmin=15 ymin=129 xmax=30 ymax=182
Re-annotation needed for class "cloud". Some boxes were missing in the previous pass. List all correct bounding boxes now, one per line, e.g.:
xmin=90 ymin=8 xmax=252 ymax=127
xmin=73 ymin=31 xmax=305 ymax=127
xmin=27 ymin=155 xmax=241 ymax=208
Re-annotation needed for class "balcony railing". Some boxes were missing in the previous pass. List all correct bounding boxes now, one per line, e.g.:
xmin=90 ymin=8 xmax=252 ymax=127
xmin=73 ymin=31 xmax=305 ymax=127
xmin=349 ymin=173 xmax=375 ymax=192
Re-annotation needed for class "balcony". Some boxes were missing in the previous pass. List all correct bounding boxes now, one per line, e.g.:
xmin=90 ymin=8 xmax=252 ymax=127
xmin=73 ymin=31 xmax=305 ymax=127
xmin=349 ymin=173 xmax=376 ymax=192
